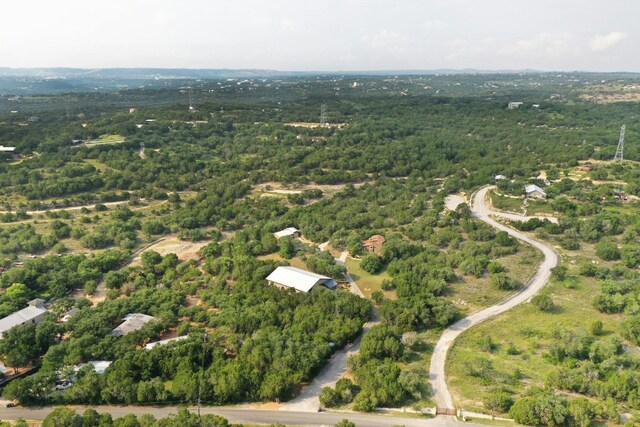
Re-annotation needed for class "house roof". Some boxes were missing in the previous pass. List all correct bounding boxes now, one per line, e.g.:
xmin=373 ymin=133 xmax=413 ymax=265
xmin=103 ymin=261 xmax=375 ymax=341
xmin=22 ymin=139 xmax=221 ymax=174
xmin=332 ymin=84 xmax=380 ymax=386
xmin=0 ymin=304 xmax=48 ymax=335
xmin=274 ymin=227 xmax=300 ymax=238
xmin=266 ymin=266 xmax=336 ymax=293
xmin=61 ymin=307 xmax=80 ymax=321
xmin=0 ymin=146 xmax=16 ymax=152
xmin=110 ymin=313 xmax=155 ymax=337
xmin=525 ymin=184 xmax=546 ymax=196
xmin=144 ymin=335 xmax=189 ymax=350
xmin=74 ymin=360 xmax=112 ymax=375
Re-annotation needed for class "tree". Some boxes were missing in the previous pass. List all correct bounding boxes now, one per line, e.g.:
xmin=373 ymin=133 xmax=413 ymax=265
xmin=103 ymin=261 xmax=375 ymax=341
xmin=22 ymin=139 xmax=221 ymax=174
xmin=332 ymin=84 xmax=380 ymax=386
xmin=335 ymin=420 xmax=356 ymax=427
xmin=359 ymin=325 xmax=403 ymax=361
xmin=484 ymin=391 xmax=514 ymax=413
xmin=43 ymin=408 xmax=82 ymax=427
xmin=278 ymin=237 xmax=295 ymax=259
xmin=319 ymin=386 xmax=338 ymax=407
xmin=361 ymin=254 xmax=383 ymax=274
xmin=532 ymin=294 xmax=555 ymax=312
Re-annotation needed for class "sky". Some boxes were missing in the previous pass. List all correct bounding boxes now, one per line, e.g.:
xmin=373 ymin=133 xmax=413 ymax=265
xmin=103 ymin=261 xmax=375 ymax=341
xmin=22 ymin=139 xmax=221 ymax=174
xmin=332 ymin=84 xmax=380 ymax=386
xmin=1 ymin=0 xmax=639 ymax=72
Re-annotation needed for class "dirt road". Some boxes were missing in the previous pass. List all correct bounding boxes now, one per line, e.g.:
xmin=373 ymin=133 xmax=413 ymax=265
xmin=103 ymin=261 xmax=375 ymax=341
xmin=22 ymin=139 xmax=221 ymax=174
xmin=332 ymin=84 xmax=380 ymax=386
xmin=430 ymin=186 xmax=559 ymax=409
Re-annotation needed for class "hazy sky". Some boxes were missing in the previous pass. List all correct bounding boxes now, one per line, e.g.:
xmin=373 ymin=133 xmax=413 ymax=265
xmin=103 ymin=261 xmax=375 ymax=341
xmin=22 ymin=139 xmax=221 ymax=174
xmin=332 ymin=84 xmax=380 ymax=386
xmin=1 ymin=0 xmax=638 ymax=71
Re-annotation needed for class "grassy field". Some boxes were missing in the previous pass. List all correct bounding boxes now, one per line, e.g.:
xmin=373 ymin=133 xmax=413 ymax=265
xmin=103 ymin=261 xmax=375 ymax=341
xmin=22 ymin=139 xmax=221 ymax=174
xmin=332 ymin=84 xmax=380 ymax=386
xmin=447 ymin=244 xmax=543 ymax=314
xmin=86 ymin=133 xmax=125 ymax=145
xmin=345 ymin=257 xmax=394 ymax=299
xmin=446 ymin=254 xmax=632 ymax=415
xmin=525 ymin=198 xmax=557 ymax=215
xmin=488 ymin=191 xmax=524 ymax=213
xmin=257 ymin=253 xmax=308 ymax=270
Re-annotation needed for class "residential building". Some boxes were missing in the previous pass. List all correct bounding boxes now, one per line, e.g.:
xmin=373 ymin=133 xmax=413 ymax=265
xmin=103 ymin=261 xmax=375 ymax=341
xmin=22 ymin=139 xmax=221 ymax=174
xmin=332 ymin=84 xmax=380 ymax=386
xmin=110 ymin=313 xmax=155 ymax=337
xmin=274 ymin=227 xmax=301 ymax=239
xmin=0 ymin=299 xmax=48 ymax=338
xmin=525 ymin=184 xmax=547 ymax=198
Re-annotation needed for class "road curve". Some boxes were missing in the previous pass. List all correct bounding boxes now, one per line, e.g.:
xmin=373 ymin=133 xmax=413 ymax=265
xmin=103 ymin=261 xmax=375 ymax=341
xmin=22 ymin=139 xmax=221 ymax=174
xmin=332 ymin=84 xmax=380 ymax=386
xmin=429 ymin=186 xmax=559 ymax=409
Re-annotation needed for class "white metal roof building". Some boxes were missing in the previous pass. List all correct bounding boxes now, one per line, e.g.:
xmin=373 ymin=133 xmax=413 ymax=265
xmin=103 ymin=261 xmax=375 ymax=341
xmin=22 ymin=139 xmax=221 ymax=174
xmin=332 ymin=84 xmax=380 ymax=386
xmin=266 ymin=266 xmax=337 ymax=293
xmin=110 ymin=313 xmax=155 ymax=337
xmin=0 ymin=299 xmax=48 ymax=339
xmin=525 ymin=184 xmax=547 ymax=198
xmin=0 ymin=146 xmax=16 ymax=152
xmin=274 ymin=227 xmax=300 ymax=239
xmin=74 ymin=360 xmax=112 ymax=375
xmin=144 ymin=335 xmax=189 ymax=350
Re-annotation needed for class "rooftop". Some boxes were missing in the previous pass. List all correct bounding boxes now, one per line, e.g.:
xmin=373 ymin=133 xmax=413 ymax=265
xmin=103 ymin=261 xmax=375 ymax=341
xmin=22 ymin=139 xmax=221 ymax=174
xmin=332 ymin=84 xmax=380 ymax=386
xmin=110 ymin=313 xmax=155 ymax=337
xmin=74 ymin=360 xmax=112 ymax=375
xmin=144 ymin=335 xmax=189 ymax=350
xmin=0 ymin=300 xmax=48 ymax=336
xmin=266 ymin=266 xmax=336 ymax=293
xmin=274 ymin=227 xmax=300 ymax=238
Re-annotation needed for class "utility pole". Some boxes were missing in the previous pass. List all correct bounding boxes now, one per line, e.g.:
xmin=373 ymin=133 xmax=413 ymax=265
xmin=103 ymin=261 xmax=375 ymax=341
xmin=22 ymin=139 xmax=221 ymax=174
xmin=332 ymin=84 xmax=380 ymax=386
xmin=197 ymin=332 xmax=207 ymax=422
xmin=188 ymin=88 xmax=196 ymax=113
xmin=614 ymin=124 xmax=626 ymax=161
xmin=319 ymin=103 xmax=328 ymax=127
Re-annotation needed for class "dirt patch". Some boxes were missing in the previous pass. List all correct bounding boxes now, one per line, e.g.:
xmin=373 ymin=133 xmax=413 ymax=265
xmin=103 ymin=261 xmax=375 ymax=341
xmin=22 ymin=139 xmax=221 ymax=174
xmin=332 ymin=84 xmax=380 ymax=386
xmin=284 ymin=122 xmax=346 ymax=128
xmin=130 ymin=238 xmax=209 ymax=266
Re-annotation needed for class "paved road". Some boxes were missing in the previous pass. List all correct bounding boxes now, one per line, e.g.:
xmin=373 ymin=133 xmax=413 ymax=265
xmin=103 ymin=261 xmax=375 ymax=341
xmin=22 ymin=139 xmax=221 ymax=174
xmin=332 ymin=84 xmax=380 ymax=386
xmin=430 ymin=186 xmax=559 ymax=409
xmin=0 ymin=406 xmax=484 ymax=426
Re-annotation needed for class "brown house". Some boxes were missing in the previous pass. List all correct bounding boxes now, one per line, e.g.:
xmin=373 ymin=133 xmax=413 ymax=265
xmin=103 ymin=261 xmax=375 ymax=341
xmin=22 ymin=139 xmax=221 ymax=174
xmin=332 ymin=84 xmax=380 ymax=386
xmin=362 ymin=235 xmax=386 ymax=254
xmin=575 ymin=164 xmax=594 ymax=172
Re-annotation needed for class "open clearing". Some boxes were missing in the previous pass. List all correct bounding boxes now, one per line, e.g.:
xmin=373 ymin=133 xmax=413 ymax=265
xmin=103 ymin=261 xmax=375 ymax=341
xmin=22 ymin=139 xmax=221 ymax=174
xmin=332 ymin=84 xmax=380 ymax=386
xmin=345 ymin=257 xmax=394 ymax=300
xmin=130 ymin=236 xmax=209 ymax=266
xmin=284 ymin=122 xmax=346 ymax=128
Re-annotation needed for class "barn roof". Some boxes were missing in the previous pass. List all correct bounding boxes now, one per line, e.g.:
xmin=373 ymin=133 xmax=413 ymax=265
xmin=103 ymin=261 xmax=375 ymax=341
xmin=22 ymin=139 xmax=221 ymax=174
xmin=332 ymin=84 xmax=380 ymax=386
xmin=266 ymin=266 xmax=336 ymax=293
xmin=274 ymin=227 xmax=300 ymax=238
xmin=0 ymin=303 xmax=47 ymax=335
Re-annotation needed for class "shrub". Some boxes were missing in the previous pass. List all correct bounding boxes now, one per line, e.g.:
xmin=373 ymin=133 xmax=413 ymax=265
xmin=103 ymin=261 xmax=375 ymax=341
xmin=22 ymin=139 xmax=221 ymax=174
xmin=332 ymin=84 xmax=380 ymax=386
xmin=532 ymin=294 xmax=554 ymax=312
xmin=590 ymin=320 xmax=604 ymax=336
xmin=491 ymin=273 xmax=521 ymax=291
xmin=595 ymin=240 xmax=621 ymax=261
xmin=484 ymin=391 xmax=514 ymax=413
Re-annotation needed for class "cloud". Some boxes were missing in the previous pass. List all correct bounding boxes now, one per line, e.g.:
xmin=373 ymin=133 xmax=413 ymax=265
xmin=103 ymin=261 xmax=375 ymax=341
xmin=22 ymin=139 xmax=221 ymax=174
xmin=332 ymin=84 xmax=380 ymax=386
xmin=590 ymin=32 xmax=627 ymax=51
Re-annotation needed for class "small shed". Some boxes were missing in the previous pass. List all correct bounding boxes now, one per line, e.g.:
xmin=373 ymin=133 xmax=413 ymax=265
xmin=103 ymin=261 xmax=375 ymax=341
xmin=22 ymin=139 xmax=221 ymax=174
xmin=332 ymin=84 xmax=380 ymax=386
xmin=274 ymin=227 xmax=301 ymax=239
xmin=266 ymin=266 xmax=336 ymax=293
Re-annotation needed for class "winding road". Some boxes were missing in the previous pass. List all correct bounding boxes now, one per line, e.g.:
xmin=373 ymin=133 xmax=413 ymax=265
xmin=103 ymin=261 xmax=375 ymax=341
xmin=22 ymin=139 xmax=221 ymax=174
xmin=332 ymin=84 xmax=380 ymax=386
xmin=429 ymin=186 xmax=559 ymax=410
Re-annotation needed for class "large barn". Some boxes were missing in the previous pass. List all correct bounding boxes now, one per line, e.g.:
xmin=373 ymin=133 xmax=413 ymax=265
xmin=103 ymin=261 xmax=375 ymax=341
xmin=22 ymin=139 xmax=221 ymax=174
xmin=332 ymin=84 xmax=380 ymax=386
xmin=266 ymin=266 xmax=337 ymax=293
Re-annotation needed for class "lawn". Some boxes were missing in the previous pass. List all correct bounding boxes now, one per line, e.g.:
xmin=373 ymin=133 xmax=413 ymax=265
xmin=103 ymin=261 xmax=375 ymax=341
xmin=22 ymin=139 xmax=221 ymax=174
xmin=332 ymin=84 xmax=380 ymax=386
xmin=86 ymin=134 xmax=125 ymax=145
xmin=488 ymin=191 xmax=524 ymax=213
xmin=447 ymin=244 xmax=543 ymax=314
xmin=345 ymin=257 xmax=394 ymax=299
xmin=446 ymin=254 xmax=632 ymax=415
